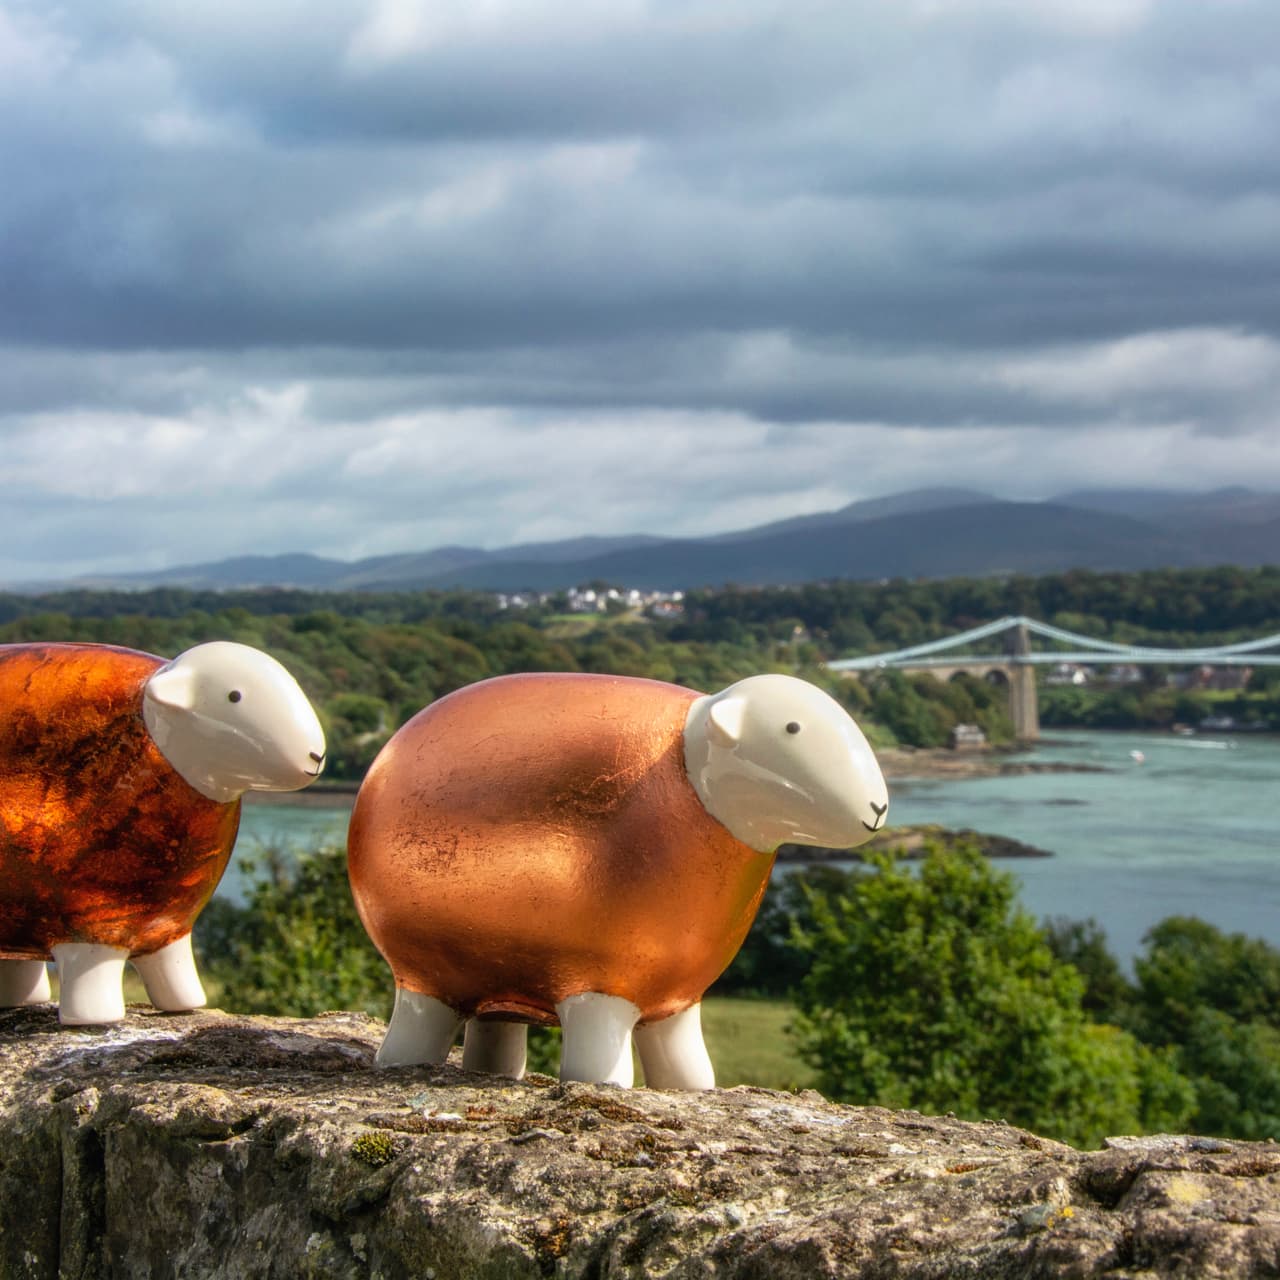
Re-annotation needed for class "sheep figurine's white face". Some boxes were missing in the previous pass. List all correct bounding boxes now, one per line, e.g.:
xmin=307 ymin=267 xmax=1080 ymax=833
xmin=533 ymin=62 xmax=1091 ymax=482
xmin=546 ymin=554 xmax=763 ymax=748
xmin=684 ymin=674 xmax=888 ymax=853
xmin=142 ymin=641 xmax=326 ymax=803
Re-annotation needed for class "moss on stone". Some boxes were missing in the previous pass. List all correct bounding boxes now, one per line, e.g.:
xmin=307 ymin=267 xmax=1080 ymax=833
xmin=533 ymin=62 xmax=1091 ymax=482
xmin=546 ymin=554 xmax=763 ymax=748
xmin=351 ymin=1130 xmax=398 ymax=1168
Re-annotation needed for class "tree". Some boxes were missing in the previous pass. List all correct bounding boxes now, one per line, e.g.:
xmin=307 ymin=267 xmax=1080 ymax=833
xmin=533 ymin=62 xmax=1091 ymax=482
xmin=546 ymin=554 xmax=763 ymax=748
xmin=714 ymin=863 xmax=854 ymax=997
xmin=790 ymin=845 xmax=1171 ymax=1148
xmin=1133 ymin=917 xmax=1280 ymax=1040
xmin=195 ymin=844 xmax=391 ymax=1019
xmin=1044 ymin=916 xmax=1133 ymax=1026
xmin=1128 ymin=917 xmax=1280 ymax=1140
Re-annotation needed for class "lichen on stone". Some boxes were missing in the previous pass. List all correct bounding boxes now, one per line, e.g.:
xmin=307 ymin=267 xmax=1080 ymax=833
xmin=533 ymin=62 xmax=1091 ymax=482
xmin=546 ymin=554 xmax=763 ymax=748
xmin=351 ymin=1128 xmax=399 ymax=1167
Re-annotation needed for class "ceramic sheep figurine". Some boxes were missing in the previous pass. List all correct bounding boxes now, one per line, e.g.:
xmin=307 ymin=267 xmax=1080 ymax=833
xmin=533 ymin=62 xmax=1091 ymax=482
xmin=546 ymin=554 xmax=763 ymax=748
xmin=347 ymin=671 xmax=888 ymax=1088
xmin=0 ymin=641 xmax=325 ymax=1025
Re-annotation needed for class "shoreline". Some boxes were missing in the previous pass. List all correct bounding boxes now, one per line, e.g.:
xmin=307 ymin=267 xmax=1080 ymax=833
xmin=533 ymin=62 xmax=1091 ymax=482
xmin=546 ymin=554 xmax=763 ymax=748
xmin=244 ymin=785 xmax=357 ymax=809
xmin=877 ymin=746 xmax=1108 ymax=782
xmin=778 ymin=822 xmax=1054 ymax=863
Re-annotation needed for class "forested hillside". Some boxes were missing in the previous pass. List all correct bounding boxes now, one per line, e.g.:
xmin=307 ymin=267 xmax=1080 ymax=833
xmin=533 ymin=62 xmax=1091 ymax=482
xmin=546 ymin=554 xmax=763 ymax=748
xmin=1 ymin=564 xmax=1277 ymax=773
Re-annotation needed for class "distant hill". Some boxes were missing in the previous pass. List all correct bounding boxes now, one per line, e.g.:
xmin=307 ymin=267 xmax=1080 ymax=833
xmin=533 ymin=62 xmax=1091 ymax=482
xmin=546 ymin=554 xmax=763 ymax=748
xmin=74 ymin=534 xmax=669 ymax=593
xmin=704 ymin=487 xmax=994 ymax=544
xmin=19 ymin=488 xmax=1279 ymax=594
xmin=356 ymin=502 xmax=1198 ymax=592
xmin=1052 ymin=486 xmax=1280 ymax=527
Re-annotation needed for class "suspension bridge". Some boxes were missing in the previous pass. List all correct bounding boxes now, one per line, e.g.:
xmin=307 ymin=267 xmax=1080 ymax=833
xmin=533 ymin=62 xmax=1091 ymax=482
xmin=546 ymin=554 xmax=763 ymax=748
xmin=827 ymin=616 xmax=1280 ymax=741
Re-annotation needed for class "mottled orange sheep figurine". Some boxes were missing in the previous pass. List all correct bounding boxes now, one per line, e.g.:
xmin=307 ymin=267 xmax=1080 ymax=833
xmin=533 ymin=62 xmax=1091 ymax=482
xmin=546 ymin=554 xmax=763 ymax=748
xmin=348 ymin=671 xmax=888 ymax=1088
xmin=0 ymin=641 xmax=325 ymax=1025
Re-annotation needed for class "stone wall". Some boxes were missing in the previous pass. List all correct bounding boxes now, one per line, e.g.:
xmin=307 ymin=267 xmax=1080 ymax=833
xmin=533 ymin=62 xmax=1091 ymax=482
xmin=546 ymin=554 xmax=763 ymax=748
xmin=3 ymin=1006 xmax=1279 ymax=1278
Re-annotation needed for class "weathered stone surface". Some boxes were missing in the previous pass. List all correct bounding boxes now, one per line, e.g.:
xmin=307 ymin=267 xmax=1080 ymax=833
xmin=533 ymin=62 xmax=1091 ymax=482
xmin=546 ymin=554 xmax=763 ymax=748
xmin=4 ymin=1007 xmax=1280 ymax=1278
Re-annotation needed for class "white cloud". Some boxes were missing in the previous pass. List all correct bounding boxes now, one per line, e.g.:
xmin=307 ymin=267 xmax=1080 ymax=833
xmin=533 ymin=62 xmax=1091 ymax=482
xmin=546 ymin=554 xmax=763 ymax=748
xmin=994 ymin=328 xmax=1280 ymax=406
xmin=346 ymin=0 xmax=654 ymax=68
xmin=4 ymin=390 xmax=1280 ymax=583
xmin=910 ymin=0 xmax=1154 ymax=35
xmin=0 ymin=5 xmax=71 ymax=81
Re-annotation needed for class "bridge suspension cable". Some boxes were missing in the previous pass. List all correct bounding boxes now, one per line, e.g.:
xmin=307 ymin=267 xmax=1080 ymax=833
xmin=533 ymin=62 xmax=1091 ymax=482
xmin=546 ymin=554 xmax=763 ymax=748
xmin=828 ymin=615 xmax=1280 ymax=671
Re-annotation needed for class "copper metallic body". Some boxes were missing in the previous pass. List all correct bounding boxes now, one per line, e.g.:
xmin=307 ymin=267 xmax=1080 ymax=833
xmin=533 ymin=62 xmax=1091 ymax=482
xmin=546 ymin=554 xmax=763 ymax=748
xmin=0 ymin=644 xmax=239 ymax=959
xmin=348 ymin=673 xmax=774 ymax=1026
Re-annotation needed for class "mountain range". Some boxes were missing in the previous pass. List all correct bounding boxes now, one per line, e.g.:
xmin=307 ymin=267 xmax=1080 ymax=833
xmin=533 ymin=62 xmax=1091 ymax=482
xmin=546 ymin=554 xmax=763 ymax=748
xmin=30 ymin=487 xmax=1280 ymax=595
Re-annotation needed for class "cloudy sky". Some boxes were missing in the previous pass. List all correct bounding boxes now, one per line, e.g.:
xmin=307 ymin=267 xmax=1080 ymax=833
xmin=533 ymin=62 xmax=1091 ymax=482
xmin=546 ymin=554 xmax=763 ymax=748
xmin=3 ymin=0 xmax=1279 ymax=581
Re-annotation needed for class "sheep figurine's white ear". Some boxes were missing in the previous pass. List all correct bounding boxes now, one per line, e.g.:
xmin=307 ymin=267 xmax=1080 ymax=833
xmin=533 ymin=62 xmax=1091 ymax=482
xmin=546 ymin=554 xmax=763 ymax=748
xmin=146 ymin=665 xmax=197 ymax=711
xmin=706 ymin=696 xmax=746 ymax=748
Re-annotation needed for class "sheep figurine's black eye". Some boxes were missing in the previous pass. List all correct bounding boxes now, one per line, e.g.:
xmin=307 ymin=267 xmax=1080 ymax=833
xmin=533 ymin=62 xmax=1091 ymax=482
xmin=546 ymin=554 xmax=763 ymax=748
xmin=228 ymin=690 xmax=243 ymax=703
xmin=785 ymin=721 xmax=802 ymax=734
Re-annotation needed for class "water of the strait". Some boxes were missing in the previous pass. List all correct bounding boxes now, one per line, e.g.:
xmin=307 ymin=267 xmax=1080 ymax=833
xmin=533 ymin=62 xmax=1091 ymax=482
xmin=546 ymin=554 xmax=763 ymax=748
xmin=231 ymin=729 xmax=1280 ymax=964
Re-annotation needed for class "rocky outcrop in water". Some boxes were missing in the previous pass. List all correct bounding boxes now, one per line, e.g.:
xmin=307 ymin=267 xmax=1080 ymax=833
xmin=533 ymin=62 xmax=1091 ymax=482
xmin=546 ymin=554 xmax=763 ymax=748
xmin=778 ymin=823 xmax=1053 ymax=862
xmin=3 ymin=1006 xmax=1279 ymax=1278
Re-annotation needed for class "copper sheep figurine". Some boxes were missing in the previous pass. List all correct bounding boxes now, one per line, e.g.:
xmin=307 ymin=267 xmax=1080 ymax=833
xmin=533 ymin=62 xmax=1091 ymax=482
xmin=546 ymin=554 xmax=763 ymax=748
xmin=348 ymin=671 xmax=888 ymax=1088
xmin=0 ymin=641 xmax=325 ymax=1024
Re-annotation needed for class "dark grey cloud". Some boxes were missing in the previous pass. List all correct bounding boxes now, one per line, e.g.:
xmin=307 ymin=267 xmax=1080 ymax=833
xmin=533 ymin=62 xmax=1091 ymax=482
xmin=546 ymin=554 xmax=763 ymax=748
xmin=1 ymin=0 xmax=1279 ymax=579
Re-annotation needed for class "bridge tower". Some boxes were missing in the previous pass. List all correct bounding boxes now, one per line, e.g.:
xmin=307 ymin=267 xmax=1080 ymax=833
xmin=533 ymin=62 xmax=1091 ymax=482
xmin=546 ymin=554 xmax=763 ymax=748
xmin=1004 ymin=621 xmax=1040 ymax=742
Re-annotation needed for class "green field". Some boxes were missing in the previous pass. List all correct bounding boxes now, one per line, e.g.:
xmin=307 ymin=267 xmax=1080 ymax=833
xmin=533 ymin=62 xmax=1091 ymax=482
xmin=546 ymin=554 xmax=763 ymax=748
xmin=695 ymin=996 xmax=814 ymax=1090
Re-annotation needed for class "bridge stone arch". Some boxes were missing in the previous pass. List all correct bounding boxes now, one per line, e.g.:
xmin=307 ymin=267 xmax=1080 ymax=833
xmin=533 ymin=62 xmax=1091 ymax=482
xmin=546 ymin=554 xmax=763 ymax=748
xmin=926 ymin=664 xmax=1010 ymax=683
xmin=901 ymin=662 xmax=1033 ymax=739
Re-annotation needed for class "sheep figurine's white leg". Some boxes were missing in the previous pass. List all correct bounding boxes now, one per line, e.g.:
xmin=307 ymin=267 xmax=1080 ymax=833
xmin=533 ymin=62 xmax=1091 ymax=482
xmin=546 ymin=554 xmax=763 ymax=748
xmin=53 ymin=943 xmax=129 ymax=1025
xmin=462 ymin=1019 xmax=528 ymax=1079
xmin=0 ymin=959 xmax=52 ymax=1007
xmin=376 ymin=988 xmax=463 ymax=1068
xmin=556 ymin=992 xmax=640 ymax=1086
xmin=131 ymin=934 xmax=206 ymax=1012
xmin=634 ymin=1004 xmax=716 ymax=1090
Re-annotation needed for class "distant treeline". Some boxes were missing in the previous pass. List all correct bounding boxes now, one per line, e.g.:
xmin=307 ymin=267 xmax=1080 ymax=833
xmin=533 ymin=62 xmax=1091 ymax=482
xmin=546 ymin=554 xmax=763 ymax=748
xmin=676 ymin=564 xmax=1280 ymax=650
xmin=5 ymin=565 xmax=1279 ymax=641
xmin=1 ymin=564 xmax=1276 ymax=767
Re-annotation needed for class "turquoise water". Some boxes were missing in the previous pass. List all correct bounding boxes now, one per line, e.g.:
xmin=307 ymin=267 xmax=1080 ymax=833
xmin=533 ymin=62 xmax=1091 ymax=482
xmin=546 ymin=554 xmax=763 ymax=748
xmin=227 ymin=803 xmax=351 ymax=902
xmin=229 ymin=729 xmax=1280 ymax=963
xmin=888 ymin=731 xmax=1280 ymax=963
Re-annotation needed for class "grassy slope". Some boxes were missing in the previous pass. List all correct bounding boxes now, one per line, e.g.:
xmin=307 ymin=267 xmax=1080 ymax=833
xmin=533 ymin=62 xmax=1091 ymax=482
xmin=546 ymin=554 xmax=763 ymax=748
xmin=698 ymin=996 xmax=814 ymax=1090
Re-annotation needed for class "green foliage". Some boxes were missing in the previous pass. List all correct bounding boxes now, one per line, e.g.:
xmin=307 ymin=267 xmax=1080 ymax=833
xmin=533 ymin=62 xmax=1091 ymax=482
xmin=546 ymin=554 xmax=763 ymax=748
xmin=715 ymin=864 xmax=852 ymax=997
xmin=526 ymin=1026 xmax=563 ymax=1076
xmin=1133 ymin=917 xmax=1280 ymax=1039
xmin=0 ymin=590 xmax=808 ymax=773
xmin=862 ymin=671 xmax=1014 ymax=747
xmin=1133 ymin=1042 xmax=1200 ymax=1134
xmin=1044 ymin=916 xmax=1134 ymax=1026
xmin=789 ymin=846 xmax=1162 ymax=1148
xmin=195 ymin=843 xmax=391 ymax=1019
xmin=1041 ymin=684 xmax=1280 ymax=733
xmin=1127 ymin=918 xmax=1280 ymax=1140
xmin=1042 ymin=913 xmax=1280 ymax=1139
xmin=677 ymin=566 xmax=1280 ymax=651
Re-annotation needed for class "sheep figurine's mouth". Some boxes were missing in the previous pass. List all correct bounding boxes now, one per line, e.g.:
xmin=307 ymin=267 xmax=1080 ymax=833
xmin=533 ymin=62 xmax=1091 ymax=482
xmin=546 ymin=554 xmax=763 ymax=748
xmin=862 ymin=800 xmax=888 ymax=833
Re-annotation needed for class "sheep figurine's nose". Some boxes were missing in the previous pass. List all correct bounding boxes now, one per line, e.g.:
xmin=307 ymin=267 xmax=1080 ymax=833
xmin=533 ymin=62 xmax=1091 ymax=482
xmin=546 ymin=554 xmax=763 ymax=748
xmin=862 ymin=800 xmax=888 ymax=833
